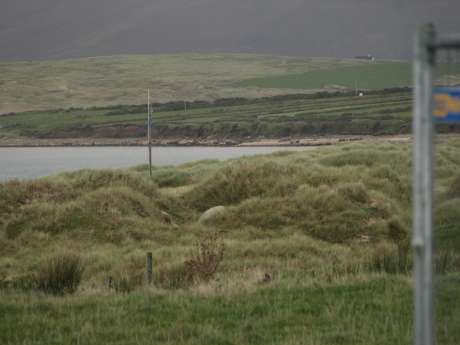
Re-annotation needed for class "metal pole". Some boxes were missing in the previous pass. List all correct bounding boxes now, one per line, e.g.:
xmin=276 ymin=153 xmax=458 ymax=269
xmin=413 ymin=23 xmax=436 ymax=345
xmin=147 ymin=89 xmax=152 ymax=178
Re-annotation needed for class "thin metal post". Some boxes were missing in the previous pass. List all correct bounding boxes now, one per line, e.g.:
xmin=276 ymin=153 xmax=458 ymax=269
xmin=413 ymin=23 xmax=436 ymax=345
xmin=147 ymin=89 xmax=152 ymax=178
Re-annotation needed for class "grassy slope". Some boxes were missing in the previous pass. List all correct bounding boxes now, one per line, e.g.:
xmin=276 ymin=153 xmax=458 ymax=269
xmin=1 ymin=138 xmax=460 ymax=344
xmin=0 ymin=91 xmax=416 ymax=139
xmin=239 ymin=62 xmax=460 ymax=90
xmin=4 ymin=54 xmax=459 ymax=115
xmin=0 ymin=54 xmax=368 ymax=114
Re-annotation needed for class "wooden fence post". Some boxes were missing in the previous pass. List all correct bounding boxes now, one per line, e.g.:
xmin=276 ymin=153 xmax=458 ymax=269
xmin=146 ymin=252 xmax=153 ymax=284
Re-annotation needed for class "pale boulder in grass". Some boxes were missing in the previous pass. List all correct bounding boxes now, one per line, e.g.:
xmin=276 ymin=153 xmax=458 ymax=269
xmin=199 ymin=206 xmax=226 ymax=224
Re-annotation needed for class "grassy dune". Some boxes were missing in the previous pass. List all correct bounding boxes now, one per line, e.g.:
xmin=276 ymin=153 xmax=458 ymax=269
xmin=1 ymin=138 xmax=460 ymax=344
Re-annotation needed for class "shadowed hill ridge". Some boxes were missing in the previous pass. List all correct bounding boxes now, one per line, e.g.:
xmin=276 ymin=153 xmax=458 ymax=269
xmin=1 ymin=0 xmax=460 ymax=61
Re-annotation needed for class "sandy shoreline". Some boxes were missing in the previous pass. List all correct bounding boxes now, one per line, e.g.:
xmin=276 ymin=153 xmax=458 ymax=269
xmin=0 ymin=135 xmax=413 ymax=148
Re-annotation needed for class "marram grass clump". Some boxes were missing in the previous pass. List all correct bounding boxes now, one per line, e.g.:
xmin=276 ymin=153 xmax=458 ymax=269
xmin=2 ymin=169 xmax=189 ymax=242
xmin=184 ymin=161 xmax=305 ymax=211
xmin=36 ymin=254 xmax=84 ymax=295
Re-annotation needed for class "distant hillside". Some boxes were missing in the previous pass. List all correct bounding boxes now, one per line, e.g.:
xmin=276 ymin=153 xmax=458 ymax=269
xmin=2 ymin=54 xmax=460 ymax=115
xmin=0 ymin=54 xmax=384 ymax=114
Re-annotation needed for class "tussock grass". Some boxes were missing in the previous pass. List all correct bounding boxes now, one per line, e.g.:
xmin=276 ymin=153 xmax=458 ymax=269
xmin=184 ymin=161 xmax=305 ymax=211
xmin=55 ymin=169 xmax=159 ymax=195
xmin=5 ymin=186 xmax=166 ymax=240
xmin=2 ymin=170 xmax=189 ymax=243
xmin=36 ymin=254 xmax=84 ymax=295
xmin=2 ymin=139 xmax=459 ymax=288
xmin=151 ymin=169 xmax=192 ymax=187
xmin=435 ymin=198 xmax=460 ymax=253
xmin=1 ymin=138 xmax=460 ymax=344
xmin=446 ymin=173 xmax=460 ymax=199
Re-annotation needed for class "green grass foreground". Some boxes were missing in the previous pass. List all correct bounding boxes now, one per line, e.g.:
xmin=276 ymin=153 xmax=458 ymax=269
xmin=1 ymin=138 xmax=460 ymax=344
xmin=1 ymin=276 xmax=459 ymax=345
xmin=0 ymin=277 xmax=415 ymax=345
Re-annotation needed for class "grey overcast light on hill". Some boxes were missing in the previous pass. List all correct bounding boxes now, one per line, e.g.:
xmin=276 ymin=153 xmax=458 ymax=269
xmin=1 ymin=0 xmax=459 ymax=61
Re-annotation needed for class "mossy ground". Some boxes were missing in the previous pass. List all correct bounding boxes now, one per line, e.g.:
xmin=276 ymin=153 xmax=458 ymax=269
xmin=1 ymin=137 xmax=460 ymax=344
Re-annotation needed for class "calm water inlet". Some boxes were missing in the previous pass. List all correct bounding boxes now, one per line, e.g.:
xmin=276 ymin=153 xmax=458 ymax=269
xmin=0 ymin=146 xmax=311 ymax=181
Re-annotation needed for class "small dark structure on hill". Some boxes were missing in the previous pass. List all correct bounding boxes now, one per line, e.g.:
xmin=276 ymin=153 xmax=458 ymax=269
xmin=354 ymin=54 xmax=375 ymax=61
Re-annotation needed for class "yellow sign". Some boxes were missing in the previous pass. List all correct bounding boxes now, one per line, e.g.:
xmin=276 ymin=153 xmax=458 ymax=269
xmin=433 ymin=88 xmax=460 ymax=122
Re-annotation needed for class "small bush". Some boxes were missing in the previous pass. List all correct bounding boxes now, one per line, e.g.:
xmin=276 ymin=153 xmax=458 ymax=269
xmin=185 ymin=232 xmax=225 ymax=283
xmin=36 ymin=254 xmax=84 ymax=295
xmin=153 ymin=233 xmax=226 ymax=290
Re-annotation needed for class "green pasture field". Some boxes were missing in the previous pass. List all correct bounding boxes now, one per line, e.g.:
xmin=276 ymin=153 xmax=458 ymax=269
xmin=0 ymin=91 xmax=415 ymax=139
xmin=239 ymin=61 xmax=460 ymax=90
